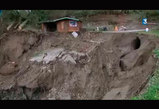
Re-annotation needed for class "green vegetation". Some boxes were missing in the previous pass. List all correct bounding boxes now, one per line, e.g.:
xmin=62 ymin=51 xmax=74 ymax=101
xmin=0 ymin=10 xmax=159 ymax=29
xmin=132 ymin=30 xmax=159 ymax=100
xmin=138 ymin=30 xmax=159 ymax=37
xmin=1 ymin=10 xmax=49 ymax=27
xmin=132 ymin=31 xmax=159 ymax=100
xmin=1 ymin=10 xmax=158 ymax=23
xmin=0 ymin=10 xmax=159 ymax=36
xmin=132 ymin=70 xmax=159 ymax=100
xmin=1 ymin=10 xmax=159 ymax=100
xmin=132 ymin=10 xmax=159 ymax=21
xmin=132 ymin=50 xmax=159 ymax=100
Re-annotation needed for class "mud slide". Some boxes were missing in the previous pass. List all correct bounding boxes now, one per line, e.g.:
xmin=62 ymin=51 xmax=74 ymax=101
xmin=0 ymin=31 xmax=158 ymax=100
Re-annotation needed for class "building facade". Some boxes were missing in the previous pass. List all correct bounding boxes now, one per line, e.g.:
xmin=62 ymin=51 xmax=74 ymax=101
xmin=41 ymin=17 xmax=82 ymax=33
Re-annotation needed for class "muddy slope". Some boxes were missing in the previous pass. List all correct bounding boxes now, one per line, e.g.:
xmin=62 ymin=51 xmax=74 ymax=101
xmin=0 ymin=31 xmax=158 ymax=100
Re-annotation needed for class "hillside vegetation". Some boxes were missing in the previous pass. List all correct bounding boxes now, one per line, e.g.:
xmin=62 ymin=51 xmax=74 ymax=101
xmin=1 ymin=10 xmax=159 ymax=27
xmin=1 ymin=10 xmax=159 ymax=100
xmin=0 ymin=10 xmax=158 ymax=36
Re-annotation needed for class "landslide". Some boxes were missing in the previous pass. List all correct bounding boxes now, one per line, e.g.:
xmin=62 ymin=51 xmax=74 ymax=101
xmin=0 ymin=31 xmax=158 ymax=100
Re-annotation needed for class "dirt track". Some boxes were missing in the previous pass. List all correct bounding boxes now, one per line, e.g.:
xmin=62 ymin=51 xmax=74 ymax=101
xmin=0 ymin=30 xmax=159 ymax=99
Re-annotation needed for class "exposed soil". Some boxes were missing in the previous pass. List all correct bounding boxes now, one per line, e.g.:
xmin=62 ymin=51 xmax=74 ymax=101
xmin=0 ymin=14 xmax=159 ymax=100
xmin=0 ymin=29 xmax=158 ymax=100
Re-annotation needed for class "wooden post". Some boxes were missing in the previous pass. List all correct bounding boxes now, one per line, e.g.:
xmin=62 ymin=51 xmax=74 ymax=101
xmin=7 ymin=22 xmax=14 ymax=31
xmin=18 ymin=20 xmax=28 ymax=31
xmin=42 ymin=23 xmax=46 ymax=33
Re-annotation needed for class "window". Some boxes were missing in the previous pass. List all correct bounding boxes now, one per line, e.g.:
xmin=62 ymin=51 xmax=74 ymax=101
xmin=69 ymin=20 xmax=77 ymax=27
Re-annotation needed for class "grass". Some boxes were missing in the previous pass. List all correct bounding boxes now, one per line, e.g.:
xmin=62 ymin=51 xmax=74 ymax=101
xmin=132 ymin=30 xmax=159 ymax=100
xmin=132 ymin=71 xmax=159 ymax=100
xmin=137 ymin=30 xmax=159 ymax=37
xmin=131 ymin=49 xmax=159 ymax=100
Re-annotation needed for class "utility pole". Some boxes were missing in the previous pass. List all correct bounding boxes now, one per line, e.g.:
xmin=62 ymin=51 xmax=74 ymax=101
xmin=0 ymin=10 xmax=2 ymax=23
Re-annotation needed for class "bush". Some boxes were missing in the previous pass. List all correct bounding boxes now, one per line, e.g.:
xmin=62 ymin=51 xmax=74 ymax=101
xmin=1 ymin=10 xmax=49 ymax=27
xmin=27 ymin=10 xmax=49 ymax=26
xmin=132 ymin=49 xmax=159 ymax=100
xmin=136 ymin=10 xmax=159 ymax=21
xmin=1 ymin=10 xmax=159 ymax=32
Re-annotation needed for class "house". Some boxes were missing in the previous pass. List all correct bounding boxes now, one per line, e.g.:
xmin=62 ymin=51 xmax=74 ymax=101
xmin=40 ymin=17 xmax=82 ymax=33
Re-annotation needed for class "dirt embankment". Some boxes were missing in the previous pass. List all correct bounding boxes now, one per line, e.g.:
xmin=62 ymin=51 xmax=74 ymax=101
xmin=0 ymin=31 xmax=158 ymax=100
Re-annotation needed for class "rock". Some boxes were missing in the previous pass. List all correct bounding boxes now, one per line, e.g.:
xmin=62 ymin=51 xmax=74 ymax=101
xmin=28 ymin=36 xmax=38 ymax=46
xmin=0 ymin=32 xmax=158 ymax=100
xmin=115 ymin=36 xmax=140 ymax=55
xmin=0 ymin=62 xmax=18 ymax=75
xmin=102 ymin=85 xmax=129 ymax=100
xmin=0 ymin=53 xmax=5 ymax=68
xmin=120 ymin=40 xmax=155 ymax=71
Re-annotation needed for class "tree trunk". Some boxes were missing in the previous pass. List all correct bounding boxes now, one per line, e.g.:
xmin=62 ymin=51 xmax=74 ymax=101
xmin=18 ymin=20 xmax=28 ymax=31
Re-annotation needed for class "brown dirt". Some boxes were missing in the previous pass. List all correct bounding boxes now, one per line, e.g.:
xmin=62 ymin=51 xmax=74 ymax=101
xmin=0 ymin=29 xmax=158 ymax=100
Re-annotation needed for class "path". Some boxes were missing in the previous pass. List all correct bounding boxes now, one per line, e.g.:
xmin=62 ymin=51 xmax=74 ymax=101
xmin=91 ymin=29 xmax=147 ymax=33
